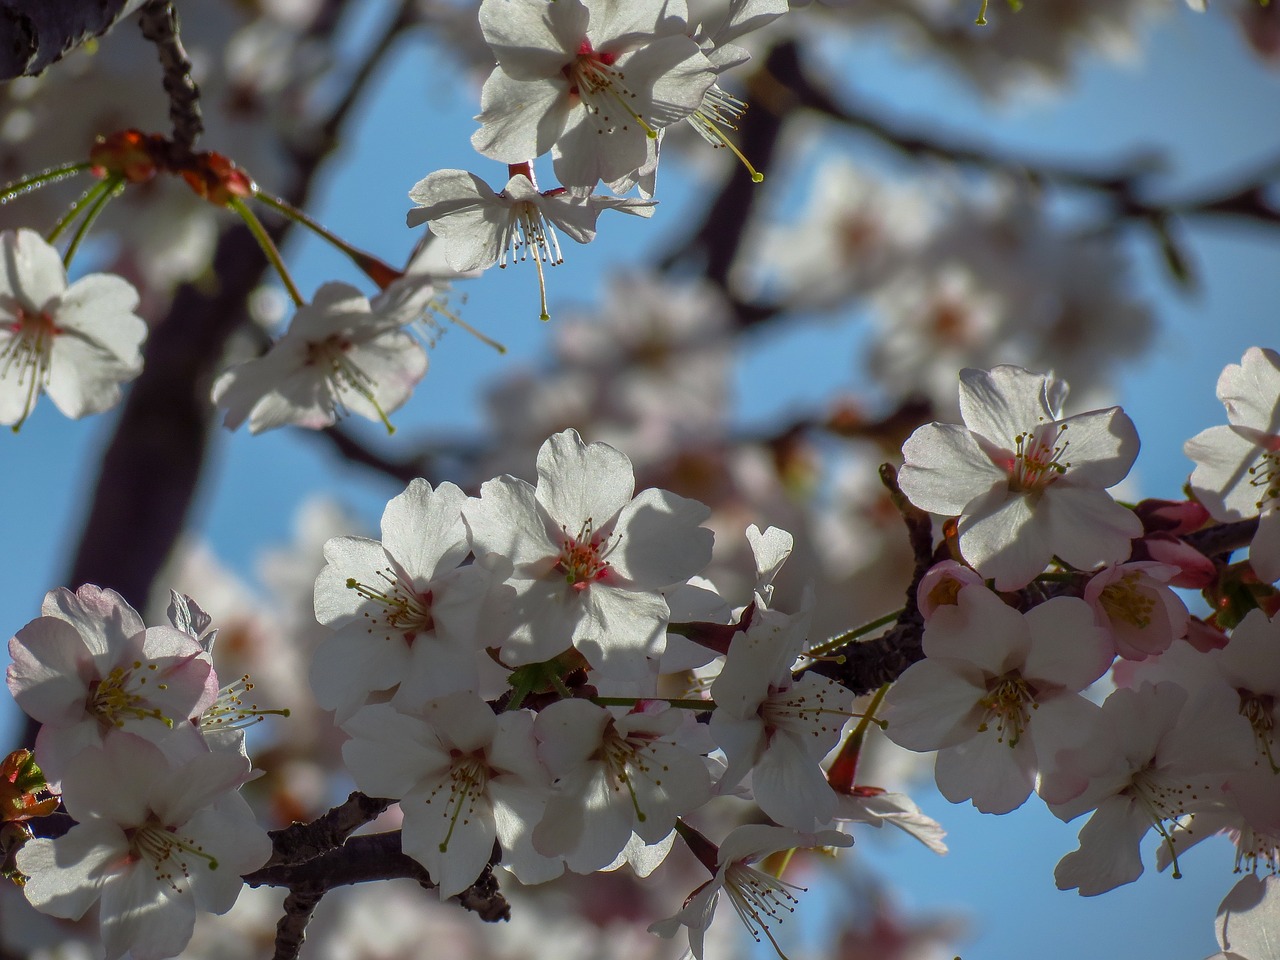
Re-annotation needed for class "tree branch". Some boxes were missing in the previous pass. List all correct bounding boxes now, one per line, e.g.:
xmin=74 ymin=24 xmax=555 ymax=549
xmin=137 ymin=0 xmax=202 ymax=161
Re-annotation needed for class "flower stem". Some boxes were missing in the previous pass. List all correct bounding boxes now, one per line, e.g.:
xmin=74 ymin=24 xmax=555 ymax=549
xmin=0 ymin=161 xmax=91 ymax=205
xmin=47 ymin=178 xmax=113 ymax=245
xmin=229 ymin=196 xmax=305 ymax=307
xmin=253 ymin=191 xmax=403 ymax=290
xmin=61 ymin=176 xmax=124 ymax=268
xmin=808 ymin=609 xmax=901 ymax=658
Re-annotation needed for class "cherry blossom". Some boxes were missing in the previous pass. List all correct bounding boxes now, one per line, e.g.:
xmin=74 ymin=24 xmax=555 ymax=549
xmin=648 ymin=823 xmax=852 ymax=960
xmin=16 ymin=734 xmax=270 ymax=960
xmin=0 ymin=228 xmax=147 ymax=431
xmin=1081 ymin=561 xmax=1188 ymax=661
xmin=6 ymin=585 xmax=218 ymax=781
xmin=211 ymin=280 xmax=431 ymax=434
xmin=531 ymin=698 xmax=712 ymax=872
xmin=898 ymin=364 xmax=1142 ymax=590
xmin=710 ymin=597 xmax=852 ymax=830
xmin=311 ymin=478 xmax=494 ymax=721
xmin=1049 ymin=681 xmax=1252 ymax=896
xmin=1210 ymin=608 xmax=1280 ymax=775
xmin=883 ymin=585 xmax=1109 ymax=814
xmin=340 ymin=694 xmax=555 ymax=897
xmin=1185 ymin=346 xmax=1280 ymax=583
xmin=470 ymin=0 xmax=716 ymax=188
xmin=465 ymin=428 xmax=714 ymax=679
xmin=407 ymin=169 xmax=654 ymax=320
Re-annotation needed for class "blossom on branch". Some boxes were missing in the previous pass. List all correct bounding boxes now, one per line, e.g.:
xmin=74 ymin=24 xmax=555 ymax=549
xmin=311 ymin=478 xmax=495 ymax=720
xmin=897 ymin=364 xmax=1142 ymax=590
xmin=470 ymin=0 xmax=715 ymax=188
xmin=1185 ymin=346 xmax=1280 ymax=583
xmin=0 ymin=228 xmax=147 ymax=431
xmin=465 ymin=428 xmax=714 ymax=679
xmin=6 ymin=585 xmax=217 ymax=782
xmin=16 ymin=734 xmax=270 ymax=960
xmin=407 ymin=169 xmax=654 ymax=320
xmin=648 ymin=823 xmax=852 ymax=960
xmin=211 ymin=281 xmax=432 ymax=434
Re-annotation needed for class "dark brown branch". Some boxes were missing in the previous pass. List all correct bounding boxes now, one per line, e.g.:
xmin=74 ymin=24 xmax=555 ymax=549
xmin=246 ymin=832 xmax=430 ymax=889
xmin=245 ymin=832 xmax=510 ymax=921
xmin=265 ymin=792 xmax=393 ymax=869
xmin=786 ymin=40 xmax=1280 ymax=231
xmin=272 ymin=887 xmax=324 ymax=960
xmin=137 ymin=0 xmax=202 ymax=160
xmin=313 ymin=426 xmax=437 ymax=486
xmin=803 ymin=464 xmax=934 ymax=695
xmin=1184 ymin=516 xmax=1260 ymax=559
xmin=0 ymin=0 xmax=143 ymax=79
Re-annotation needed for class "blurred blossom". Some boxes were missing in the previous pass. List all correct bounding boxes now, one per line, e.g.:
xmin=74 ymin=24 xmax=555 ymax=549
xmin=808 ymin=0 xmax=1168 ymax=96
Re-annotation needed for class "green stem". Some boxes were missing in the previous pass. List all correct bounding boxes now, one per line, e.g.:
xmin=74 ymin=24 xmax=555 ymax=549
xmin=254 ymin=190 xmax=401 ymax=289
xmin=808 ymin=609 xmax=901 ymax=658
xmin=230 ymin=196 xmax=305 ymax=307
xmin=849 ymin=683 xmax=890 ymax=744
xmin=47 ymin=178 xmax=113 ymax=244
xmin=1 ymin=161 xmax=91 ymax=205
xmin=61 ymin=177 xmax=123 ymax=268
xmin=592 ymin=696 xmax=715 ymax=711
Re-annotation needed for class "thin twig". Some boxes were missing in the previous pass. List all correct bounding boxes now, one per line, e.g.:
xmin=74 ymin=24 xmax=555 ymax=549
xmin=138 ymin=1 xmax=203 ymax=161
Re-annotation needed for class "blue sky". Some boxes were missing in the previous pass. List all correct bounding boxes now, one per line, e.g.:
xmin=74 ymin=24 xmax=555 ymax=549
xmin=3 ymin=3 xmax=1280 ymax=958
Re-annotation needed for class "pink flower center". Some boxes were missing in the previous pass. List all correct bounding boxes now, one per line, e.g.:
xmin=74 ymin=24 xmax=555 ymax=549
xmin=125 ymin=814 xmax=218 ymax=892
xmin=1248 ymin=449 xmax=1280 ymax=512
xmin=346 ymin=567 xmax=435 ymax=642
xmin=977 ymin=673 xmax=1035 ymax=747
xmin=561 ymin=41 xmax=655 ymax=138
xmin=556 ymin=519 xmax=614 ymax=591
xmin=1 ymin=306 xmax=61 ymax=430
xmin=1004 ymin=422 xmax=1070 ymax=494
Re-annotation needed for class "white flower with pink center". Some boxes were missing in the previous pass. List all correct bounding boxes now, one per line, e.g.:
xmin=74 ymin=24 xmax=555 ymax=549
xmin=311 ymin=478 xmax=495 ymax=721
xmin=1185 ymin=346 xmax=1280 ymax=583
xmin=1082 ymin=561 xmax=1188 ymax=661
xmin=16 ymin=734 xmax=270 ymax=960
xmin=0 ymin=228 xmax=147 ymax=431
xmin=211 ymin=281 xmax=431 ymax=435
xmin=6 ymin=585 xmax=218 ymax=781
xmin=531 ymin=698 xmax=712 ymax=873
xmin=465 ymin=428 xmax=714 ymax=679
xmin=882 ymin=584 xmax=1110 ymax=815
xmin=1049 ymin=681 xmax=1253 ymax=896
xmin=648 ymin=823 xmax=851 ymax=960
xmin=709 ymin=596 xmax=853 ymax=831
xmin=898 ymin=364 xmax=1142 ymax=590
xmin=341 ymin=693 xmax=555 ymax=896
xmin=470 ymin=0 xmax=715 ymax=188
xmin=407 ymin=168 xmax=654 ymax=321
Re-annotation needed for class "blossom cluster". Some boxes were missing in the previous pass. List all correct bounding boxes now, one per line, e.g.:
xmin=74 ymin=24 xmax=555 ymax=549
xmin=9 ymin=345 xmax=1280 ymax=959
xmin=309 ymin=427 xmax=923 ymax=956
xmin=5 ymin=587 xmax=272 ymax=960
xmin=405 ymin=0 xmax=786 ymax=321
xmin=884 ymin=353 xmax=1280 ymax=949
